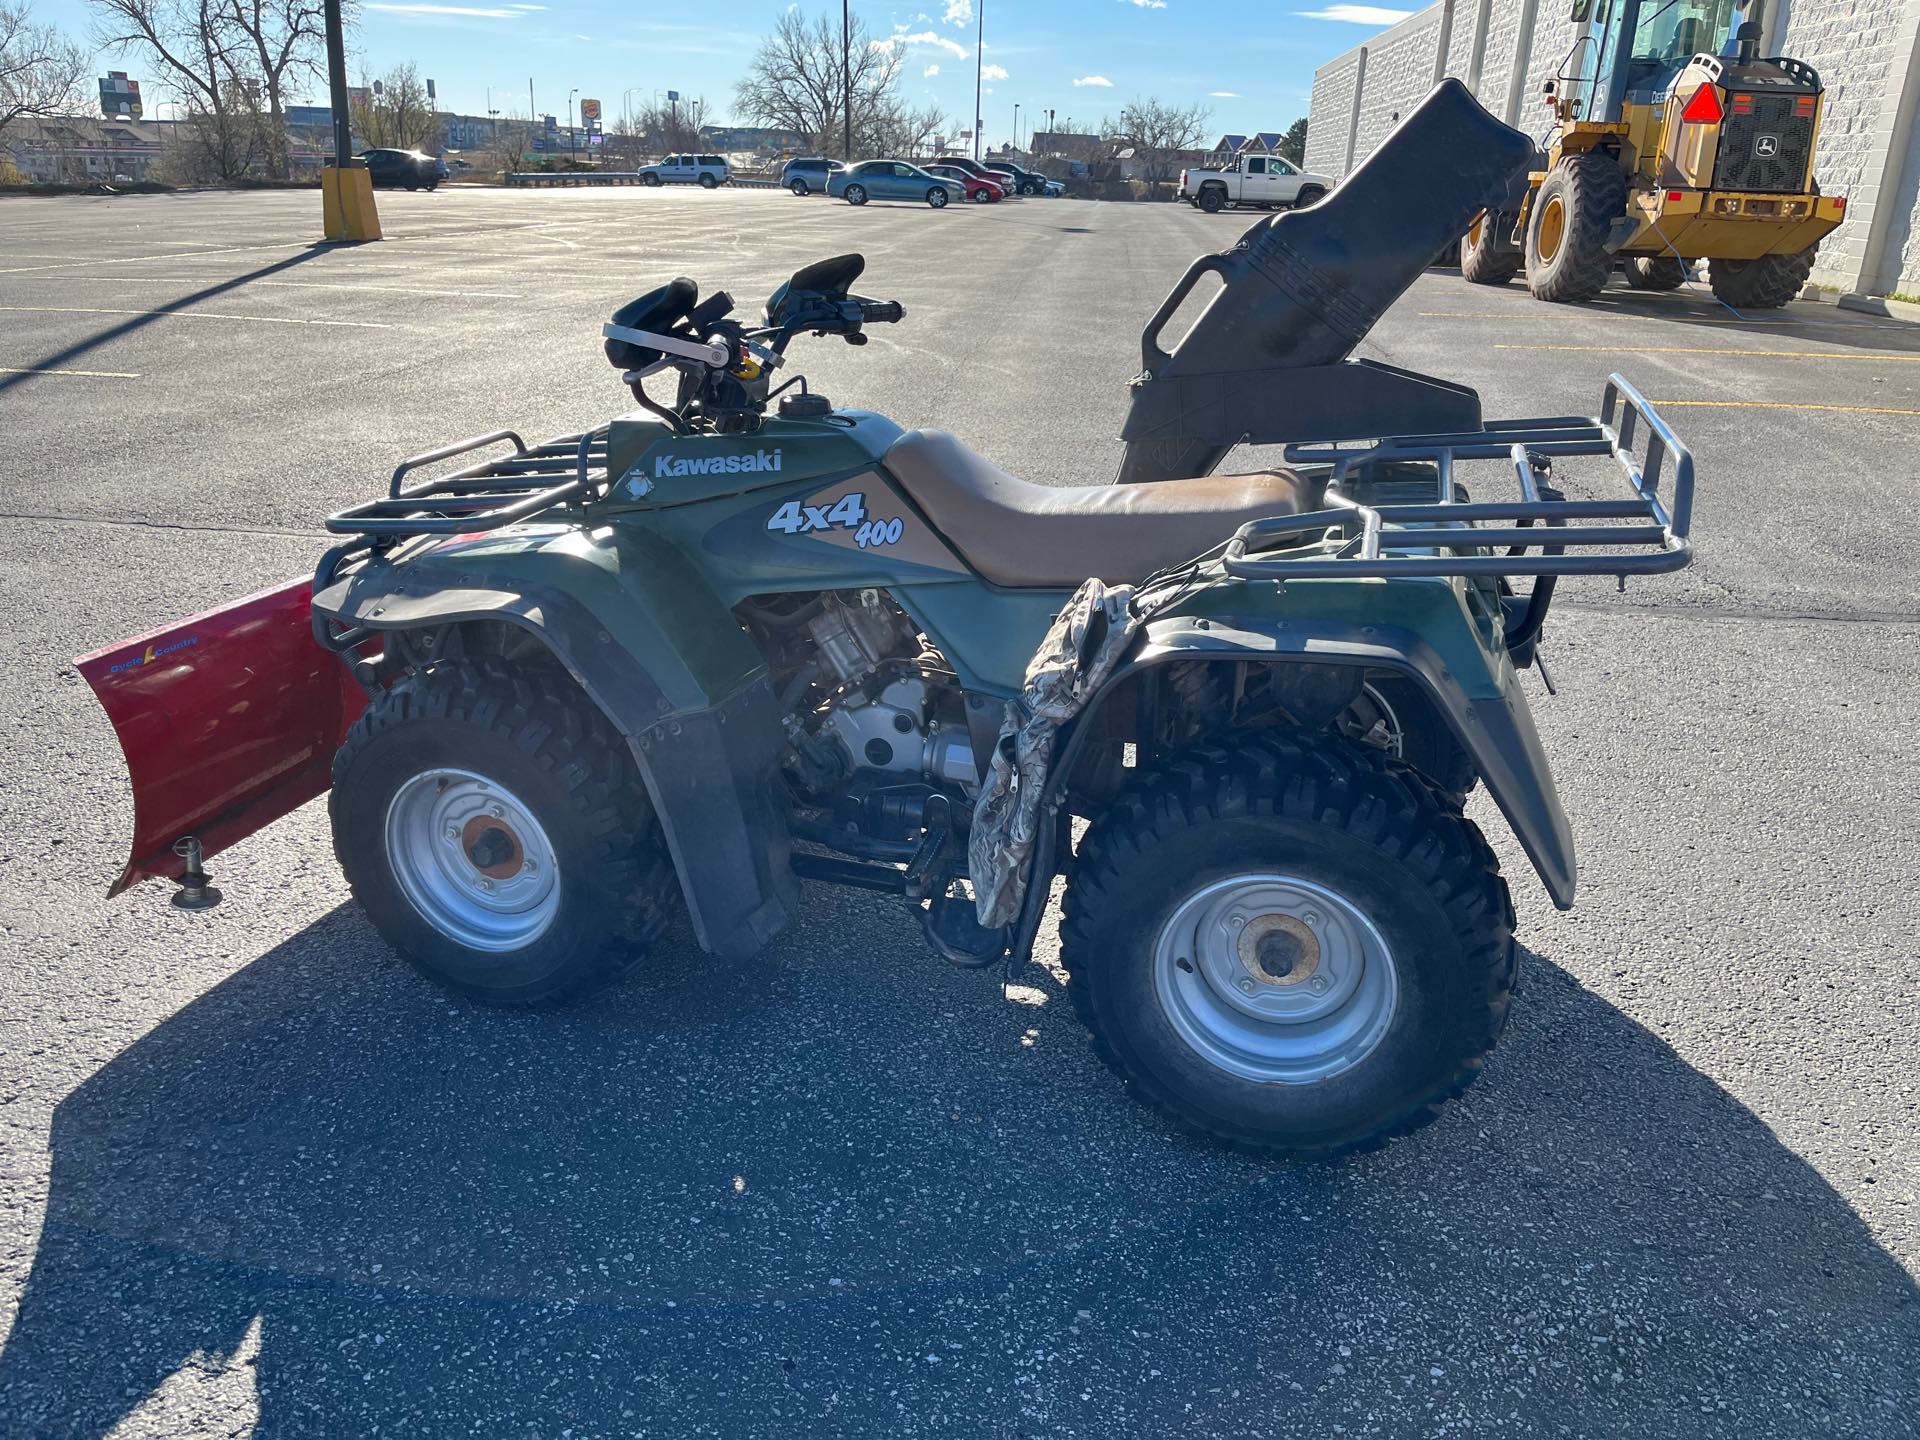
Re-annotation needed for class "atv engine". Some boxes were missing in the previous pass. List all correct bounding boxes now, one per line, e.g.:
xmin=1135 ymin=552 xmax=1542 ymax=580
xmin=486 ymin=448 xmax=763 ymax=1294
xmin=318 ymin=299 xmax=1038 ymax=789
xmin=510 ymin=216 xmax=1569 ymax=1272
xmin=798 ymin=591 xmax=978 ymax=792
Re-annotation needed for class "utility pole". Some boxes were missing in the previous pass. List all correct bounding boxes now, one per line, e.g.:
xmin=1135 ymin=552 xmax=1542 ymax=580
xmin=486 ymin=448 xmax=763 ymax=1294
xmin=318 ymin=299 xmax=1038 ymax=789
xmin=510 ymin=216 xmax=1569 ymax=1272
xmin=973 ymin=0 xmax=984 ymax=161
xmin=1013 ymin=102 xmax=1020 ymax=153
xmin=323 ymin=0 xmax=352 ymax=171
xmin=528 ymin=77 xmax=536 ymax=157
xmin=319 ymin=0 xmax=377 ymax=239
xmin=841 ymin=0 xmax=853 ymax=161
xmin=569 ymin=87 xmax=578 ymax=160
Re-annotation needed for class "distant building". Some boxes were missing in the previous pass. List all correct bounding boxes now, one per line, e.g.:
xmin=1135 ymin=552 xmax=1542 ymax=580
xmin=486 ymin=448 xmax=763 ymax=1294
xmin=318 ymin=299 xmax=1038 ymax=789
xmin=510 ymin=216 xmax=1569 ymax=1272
xmin=1209 ymin=131 xmax=1291 ymax=159
xmin=698 ymin=125 xmax=809 ymax=155
xmin=5 ymin=115 xmax=175 ymax=182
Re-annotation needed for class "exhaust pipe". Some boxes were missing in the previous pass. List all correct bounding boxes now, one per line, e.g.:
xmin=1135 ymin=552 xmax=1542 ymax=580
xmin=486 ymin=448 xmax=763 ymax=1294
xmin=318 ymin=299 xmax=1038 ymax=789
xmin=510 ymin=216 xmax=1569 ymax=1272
xmin=1118 ymin=79 xmax=1536 ymax=483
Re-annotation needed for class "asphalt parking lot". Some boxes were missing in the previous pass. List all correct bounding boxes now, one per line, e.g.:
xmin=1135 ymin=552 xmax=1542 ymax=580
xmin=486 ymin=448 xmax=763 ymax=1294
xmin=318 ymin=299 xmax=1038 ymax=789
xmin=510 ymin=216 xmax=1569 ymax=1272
xmin=0 ymin=184 xmax=1916 ymax=1438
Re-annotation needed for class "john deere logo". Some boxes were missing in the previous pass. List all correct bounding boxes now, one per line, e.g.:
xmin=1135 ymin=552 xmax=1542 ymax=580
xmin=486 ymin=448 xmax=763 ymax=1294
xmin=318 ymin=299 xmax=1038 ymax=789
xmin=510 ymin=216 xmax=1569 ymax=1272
xmin=1755 ymin=134 xmax=1780 ymax=157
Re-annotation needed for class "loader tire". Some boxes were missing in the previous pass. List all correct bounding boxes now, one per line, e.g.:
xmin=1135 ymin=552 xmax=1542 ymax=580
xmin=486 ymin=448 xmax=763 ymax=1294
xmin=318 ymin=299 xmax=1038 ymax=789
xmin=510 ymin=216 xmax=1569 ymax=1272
xmin=332 ymin=661 xmax=675 ymax=1006
xmin=1525 ymin=153 xmax=1627 ymax=304
xmin=1062 ymin=732 xmax=1515 ymax=1159
xmin=1623 ymin=253 xmax=1688 ymax=290
xmin=1710 ymin=247 xmax=1815 ymax=309
xmin=1460 ymin=210 xmax=1522 ymax=284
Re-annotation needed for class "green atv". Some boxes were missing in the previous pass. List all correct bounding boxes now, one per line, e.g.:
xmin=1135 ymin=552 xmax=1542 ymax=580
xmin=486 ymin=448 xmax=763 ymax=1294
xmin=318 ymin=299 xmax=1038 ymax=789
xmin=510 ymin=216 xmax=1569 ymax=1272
xmin=79 ymin=82 xmax=1694 ymax=1156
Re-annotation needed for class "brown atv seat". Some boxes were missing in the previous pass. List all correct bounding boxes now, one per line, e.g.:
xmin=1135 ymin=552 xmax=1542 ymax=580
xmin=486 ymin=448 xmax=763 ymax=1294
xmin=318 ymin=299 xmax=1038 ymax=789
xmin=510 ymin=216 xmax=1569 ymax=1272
xmin=883 ymin=430 xmax=1325 ymax=588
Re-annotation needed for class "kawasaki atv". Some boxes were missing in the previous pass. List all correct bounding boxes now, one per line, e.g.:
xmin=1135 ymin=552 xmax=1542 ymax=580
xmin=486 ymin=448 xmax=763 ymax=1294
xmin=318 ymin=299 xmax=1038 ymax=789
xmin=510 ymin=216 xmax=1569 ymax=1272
xmin=76 ymin=82 xmax=1695 ymax=1156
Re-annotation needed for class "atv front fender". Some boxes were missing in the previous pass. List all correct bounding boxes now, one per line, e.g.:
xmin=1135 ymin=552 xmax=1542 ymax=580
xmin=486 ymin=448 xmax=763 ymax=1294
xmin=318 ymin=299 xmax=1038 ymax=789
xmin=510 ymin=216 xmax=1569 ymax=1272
xmin=1069 ymin=615 xmax=1576 ymax=909
xmin=313 ymin=525 xmax=798 ymax=957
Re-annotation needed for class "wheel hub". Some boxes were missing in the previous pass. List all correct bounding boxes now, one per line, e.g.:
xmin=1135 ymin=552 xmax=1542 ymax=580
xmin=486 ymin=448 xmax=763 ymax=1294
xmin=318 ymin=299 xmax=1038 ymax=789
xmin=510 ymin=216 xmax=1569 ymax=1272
xmin=1539 ymin=195 xmax=1566 ymax=263
xmin=1153 ymin=873 xmax=1398 ymax=1084
xmin=385 ymin=768 xmax=560 ymax=952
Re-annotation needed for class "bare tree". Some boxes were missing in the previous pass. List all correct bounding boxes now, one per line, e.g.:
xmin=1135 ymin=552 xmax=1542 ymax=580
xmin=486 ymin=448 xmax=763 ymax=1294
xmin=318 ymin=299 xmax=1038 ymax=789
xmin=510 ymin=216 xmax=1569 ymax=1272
xmin=733 ymin=7 xmax=903 ymax=156
xmin=218 ymin=0 xmax=328 ymax=177
xmin=1110 ymin=95 xmax=1211 ymax=184
xmin=627 ymin=93 xmax=709 ymax=154
xmin=0 ymin=4 xmax=91 ymax=144
xmin=88 ymin=0 xmax=260 ymax=177
xmin=352 ymin=62 xmax=439 ymax=151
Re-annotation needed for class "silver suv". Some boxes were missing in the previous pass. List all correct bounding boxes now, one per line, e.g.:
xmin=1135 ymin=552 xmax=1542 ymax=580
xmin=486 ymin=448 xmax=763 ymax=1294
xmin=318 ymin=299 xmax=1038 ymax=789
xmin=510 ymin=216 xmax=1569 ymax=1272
xmin=639 ymin=154 xmax=730 ymax=188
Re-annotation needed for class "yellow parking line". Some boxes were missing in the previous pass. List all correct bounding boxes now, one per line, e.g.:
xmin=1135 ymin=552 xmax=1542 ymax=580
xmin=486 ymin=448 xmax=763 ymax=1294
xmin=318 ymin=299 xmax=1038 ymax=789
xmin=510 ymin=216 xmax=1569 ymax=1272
xmin=1650 ymin=399 xmax=1920 ymax=416
xmin=1495 ymin=343 xmax=1920 ymax=361
xmin=0 ymin=305 xmax=392 ymax=329
xmin=0 ymin=365 xmax=142 ymax=378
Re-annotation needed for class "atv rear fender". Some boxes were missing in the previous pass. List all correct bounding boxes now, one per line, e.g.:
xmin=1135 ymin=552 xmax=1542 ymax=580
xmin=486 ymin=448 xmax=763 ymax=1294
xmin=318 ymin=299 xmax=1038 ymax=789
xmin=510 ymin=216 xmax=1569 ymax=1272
xmin=1057 ymin=613 xmax=1574 ymax=908
xmin=313 ymin=524 xmax=799 ymax=957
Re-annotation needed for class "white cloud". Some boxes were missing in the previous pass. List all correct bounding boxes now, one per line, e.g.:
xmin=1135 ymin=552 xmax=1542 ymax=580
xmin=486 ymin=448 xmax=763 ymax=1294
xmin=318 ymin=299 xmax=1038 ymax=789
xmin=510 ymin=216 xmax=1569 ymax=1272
xmin=1072 ymin=74 xmax=1114 ymax=87
xmin=367 ymin=2 xmax=521 ymax=13
xmin=1295 ymin=4 xmax=1414 ymax=22
xmin=944 ymin=0 xmax=972 ymax=25
xmin=923 ymin=63 xmax=940 ymax=76
xmin=505 ymin=3 xmax=545 ymax=8
xmin=874 ymin=29 xmax=970 ymax=58
xmin=981 ymin=62 xmax=1007 ymax=80
xmin=1119 ymin=0 xmax=1167 ymax=8
xmin=1209 ymin=90 xmax=1240 ymax=97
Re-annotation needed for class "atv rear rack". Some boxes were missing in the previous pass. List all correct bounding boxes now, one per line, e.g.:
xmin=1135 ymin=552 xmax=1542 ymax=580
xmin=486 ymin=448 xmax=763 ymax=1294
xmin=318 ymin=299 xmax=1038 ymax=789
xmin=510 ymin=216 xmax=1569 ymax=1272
xmin=1224 ymin=373 xmax=1692 ymax=580
xmin=324 ymin=427 xmax=612 ymax=539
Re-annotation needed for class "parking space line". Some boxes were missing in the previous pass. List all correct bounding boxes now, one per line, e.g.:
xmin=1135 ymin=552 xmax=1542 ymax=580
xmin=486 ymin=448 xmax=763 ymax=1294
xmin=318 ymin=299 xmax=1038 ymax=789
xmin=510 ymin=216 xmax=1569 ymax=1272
xmin=0 ymin=241 xmax=310 ymax=276
xmin=1494 ymin=343 xmax=1920 ymax=361
xmin=8 ymin=276 xmax=526 ymax=300
xmin=1650 ymin=398 xmax=1920 ymax=415
xmin=0 ymin=305 xmax=392 ymax=329
xmin=0 ymin=366 xmax=142 ymax=378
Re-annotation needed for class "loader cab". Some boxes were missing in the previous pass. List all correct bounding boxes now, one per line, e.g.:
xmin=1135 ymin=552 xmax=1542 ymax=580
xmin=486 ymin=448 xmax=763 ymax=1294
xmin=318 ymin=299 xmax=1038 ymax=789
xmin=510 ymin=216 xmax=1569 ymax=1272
xmin=1561 ymin=0 xmax=1745 ymax=123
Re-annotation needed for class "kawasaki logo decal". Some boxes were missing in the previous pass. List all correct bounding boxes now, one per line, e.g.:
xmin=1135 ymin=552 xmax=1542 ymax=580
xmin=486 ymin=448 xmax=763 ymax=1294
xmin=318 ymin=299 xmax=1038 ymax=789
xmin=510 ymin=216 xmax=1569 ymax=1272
xmin=654 ymin=449 xmax=783 ymax=479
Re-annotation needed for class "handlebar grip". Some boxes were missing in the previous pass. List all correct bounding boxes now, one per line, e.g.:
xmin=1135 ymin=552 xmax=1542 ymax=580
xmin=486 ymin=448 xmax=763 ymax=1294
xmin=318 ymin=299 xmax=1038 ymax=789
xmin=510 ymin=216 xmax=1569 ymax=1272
xmin=861 ymin=300 xmax=905 ymax=324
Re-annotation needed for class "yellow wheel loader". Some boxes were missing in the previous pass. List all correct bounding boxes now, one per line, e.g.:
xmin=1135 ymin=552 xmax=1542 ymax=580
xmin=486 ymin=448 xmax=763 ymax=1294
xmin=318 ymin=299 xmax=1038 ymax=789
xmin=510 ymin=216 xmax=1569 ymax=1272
xmin=1461 ymin=0 xmax=1846 ymax=307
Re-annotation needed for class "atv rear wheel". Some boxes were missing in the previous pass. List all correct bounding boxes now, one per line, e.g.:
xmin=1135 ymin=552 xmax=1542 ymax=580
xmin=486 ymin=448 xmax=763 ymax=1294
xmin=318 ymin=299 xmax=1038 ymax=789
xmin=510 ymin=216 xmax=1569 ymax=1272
xmin=1710 ymin=247 xmax=1815 ymax=309
xmin=1061 ymin=733 xmax=1514 ymax=1158
xmin=332 ymin=662 xmax=674 ymax=1006
xmin=1525 ymin=153 xmax=1626 ymax=303
xmin=1460 ymin=210 xmax=1522 ymax=284
xmin=1623 ymin=253 xmax=1688 ymax=290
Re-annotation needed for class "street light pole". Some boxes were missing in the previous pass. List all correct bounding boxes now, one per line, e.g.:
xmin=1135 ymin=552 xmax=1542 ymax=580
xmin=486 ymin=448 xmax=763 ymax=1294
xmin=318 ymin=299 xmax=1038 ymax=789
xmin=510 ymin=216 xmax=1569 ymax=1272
xmin=569 ymin=88 xmax=578 ymax=161
xmin=323 ymin=0 xmax=353 ymax=171
xmin=841 ymin=0 xmax=852 ymax=161
xmin=1013 ymin=102 xmax=1020 ymax=154
xmin=973 ymin=0 xmax=984 ymax=161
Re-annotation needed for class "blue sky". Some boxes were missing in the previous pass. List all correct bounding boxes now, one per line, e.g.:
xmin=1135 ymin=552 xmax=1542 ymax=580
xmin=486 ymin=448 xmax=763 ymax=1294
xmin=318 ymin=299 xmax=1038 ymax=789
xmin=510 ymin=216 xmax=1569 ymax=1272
xmin=44 ymin=0 xmax=1418 ymax=144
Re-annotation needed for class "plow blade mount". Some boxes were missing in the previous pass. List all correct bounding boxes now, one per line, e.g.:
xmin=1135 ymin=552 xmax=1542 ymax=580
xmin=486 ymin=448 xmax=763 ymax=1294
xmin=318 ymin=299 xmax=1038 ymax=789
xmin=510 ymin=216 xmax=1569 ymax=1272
xmin=74 ymin=577 xmax=368 ymax=896
xmin=1119 ymin=78 xmax=1536 ymax=483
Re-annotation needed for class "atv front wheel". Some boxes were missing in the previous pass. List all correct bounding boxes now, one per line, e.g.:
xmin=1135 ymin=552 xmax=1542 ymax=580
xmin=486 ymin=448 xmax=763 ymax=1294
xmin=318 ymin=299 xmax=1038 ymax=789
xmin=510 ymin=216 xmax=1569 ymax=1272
xmin=1710 ymin=247 xmax=1815 ymax=309
xmin=1062 ymin=734 xmax=1514 ymax=1157
xmin=1525 ymin=153 xmax=1626 ymax=303
xmin=332 ymin=662 xmax=674 ymax=1005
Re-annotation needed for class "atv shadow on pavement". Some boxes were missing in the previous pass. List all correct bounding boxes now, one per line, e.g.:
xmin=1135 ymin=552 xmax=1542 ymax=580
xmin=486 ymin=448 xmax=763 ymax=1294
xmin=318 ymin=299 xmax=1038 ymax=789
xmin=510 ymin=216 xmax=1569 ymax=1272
xmin=0 ymin=904 xmax=1912 ymax=1436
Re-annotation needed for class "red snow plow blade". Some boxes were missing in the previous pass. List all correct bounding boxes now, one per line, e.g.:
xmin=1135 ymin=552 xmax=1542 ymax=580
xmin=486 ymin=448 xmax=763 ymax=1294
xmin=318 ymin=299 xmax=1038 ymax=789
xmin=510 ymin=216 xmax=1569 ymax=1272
xmin=75 ymin=577 xmax=369 ymax=896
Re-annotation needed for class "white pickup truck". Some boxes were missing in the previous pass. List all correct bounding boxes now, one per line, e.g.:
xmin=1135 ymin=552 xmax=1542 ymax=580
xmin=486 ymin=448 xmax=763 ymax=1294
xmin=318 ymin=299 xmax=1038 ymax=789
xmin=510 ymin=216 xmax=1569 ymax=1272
xmin=1178 ymin=154 xmax=1332 ymax=213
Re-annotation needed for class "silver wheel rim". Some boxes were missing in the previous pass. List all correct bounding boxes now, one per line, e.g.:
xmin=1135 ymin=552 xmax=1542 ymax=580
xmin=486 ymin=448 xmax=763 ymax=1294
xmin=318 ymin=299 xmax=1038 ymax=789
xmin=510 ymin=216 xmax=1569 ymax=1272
xmin=1152 ymin=873 xmax=1398 ymax=1084
xmin=930 ymin=189 xmax=946 ymax=206
xmin=385 ymin=768 xmax=561 ymax=952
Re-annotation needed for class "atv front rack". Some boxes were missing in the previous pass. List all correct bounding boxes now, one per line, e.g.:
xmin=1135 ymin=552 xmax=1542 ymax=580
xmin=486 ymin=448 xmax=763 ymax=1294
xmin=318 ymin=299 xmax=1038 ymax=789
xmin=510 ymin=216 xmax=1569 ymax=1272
xmin=324 ymin=428 xmax=612 ymax=539
xmin=1223 ymin=373 xmax=1692 ymax=580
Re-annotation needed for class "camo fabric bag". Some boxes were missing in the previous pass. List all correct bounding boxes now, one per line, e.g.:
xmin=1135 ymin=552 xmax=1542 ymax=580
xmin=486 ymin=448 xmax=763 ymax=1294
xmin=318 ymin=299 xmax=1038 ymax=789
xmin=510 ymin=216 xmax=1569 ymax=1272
xmin=970 ymin=578 xmax=1140 ymax=928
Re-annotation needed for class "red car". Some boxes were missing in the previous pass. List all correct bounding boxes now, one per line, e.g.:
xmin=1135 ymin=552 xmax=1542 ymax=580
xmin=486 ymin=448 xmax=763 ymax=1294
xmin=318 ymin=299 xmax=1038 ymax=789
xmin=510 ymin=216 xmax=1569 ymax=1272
xmin=932 ymin=155 xmax=1017 ymax=198
xmin=924 ymin=163 xmax=1004 ymax=202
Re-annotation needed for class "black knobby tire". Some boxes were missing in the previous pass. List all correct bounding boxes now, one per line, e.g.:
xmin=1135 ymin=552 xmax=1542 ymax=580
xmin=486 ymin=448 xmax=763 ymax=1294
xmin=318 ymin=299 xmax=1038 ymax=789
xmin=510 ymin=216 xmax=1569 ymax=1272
xmin=1525 ymin=153 xmax=1627 ymax=303
xmin=1061 ymin=733 xmax=1515 ymax=1158
xmin=1710 ymin=247 xmax=1816 ymax=309
xmin=1623 ymin=253 xmax=1688 ymax=290
xmin=1460 ymin=210 xmax=1523 ymax=285
xmin=331 ymin=661 xmax=675 ymax=1006
xmin=1197 ymin=185 xmax=1226 ymax=213
xmin=1293 ymin=185 xmax=1325 ymax=209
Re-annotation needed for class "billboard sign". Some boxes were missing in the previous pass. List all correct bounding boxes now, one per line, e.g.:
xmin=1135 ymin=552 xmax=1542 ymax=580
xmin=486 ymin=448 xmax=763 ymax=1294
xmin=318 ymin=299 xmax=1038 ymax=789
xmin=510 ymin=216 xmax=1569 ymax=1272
xmin=99 ymin=71 xmax=142 ymax=120
xmin=580 ymin=97 xmax=601 ymax=123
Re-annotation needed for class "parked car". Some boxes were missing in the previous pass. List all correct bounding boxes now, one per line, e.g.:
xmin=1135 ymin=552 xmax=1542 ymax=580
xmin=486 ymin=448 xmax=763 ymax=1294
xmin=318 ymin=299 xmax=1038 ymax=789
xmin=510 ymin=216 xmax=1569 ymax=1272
xmin=781 ymin=156 xmax=845 ymax=195
xmin=932 ymin=155 xmax=1017 ymax=196
xmin=924 ymin=163 xmax=1004 ymax=202
xmin=639 ymin=154 xmax=731 ymax=188
xmin=1178 ymin=153 xmax=1331 ymax=213
xmin=981 ymin=158 xmax=1048 ymax=195
xmin=357 ymin=148 xmax=447 ymax=191
xmin=827 ymin=160 xmax=958 ymax=207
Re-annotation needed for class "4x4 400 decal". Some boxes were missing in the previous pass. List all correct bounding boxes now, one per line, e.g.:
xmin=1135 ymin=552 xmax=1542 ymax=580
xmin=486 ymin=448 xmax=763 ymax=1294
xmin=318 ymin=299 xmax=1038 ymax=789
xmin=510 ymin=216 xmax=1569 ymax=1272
xmin=766 ymin=492 xmax=904 ymax=549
